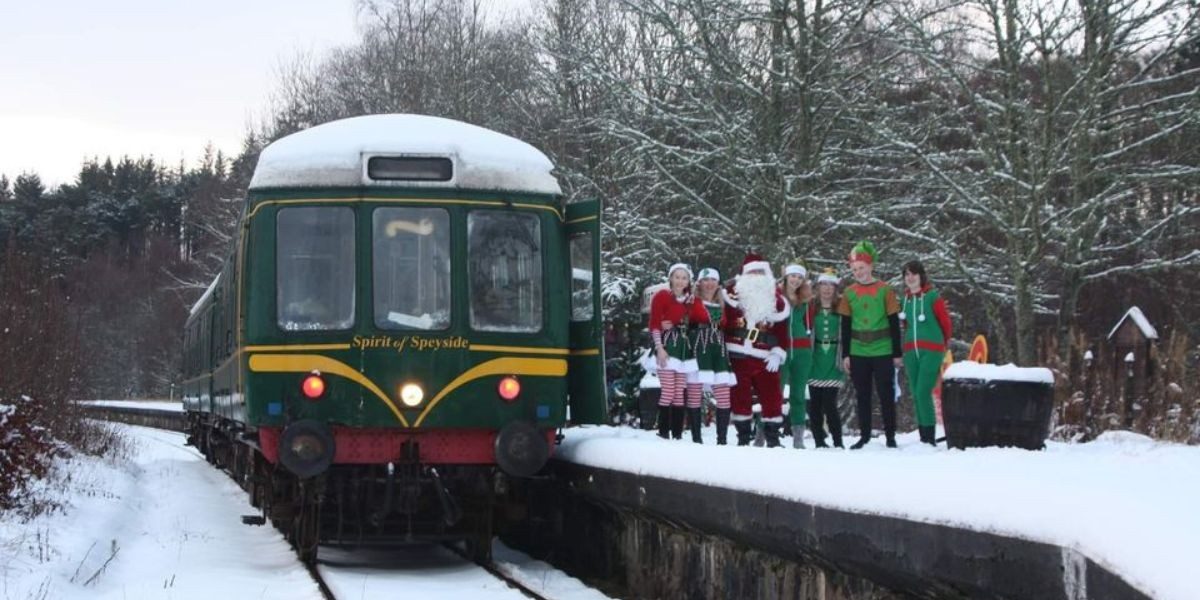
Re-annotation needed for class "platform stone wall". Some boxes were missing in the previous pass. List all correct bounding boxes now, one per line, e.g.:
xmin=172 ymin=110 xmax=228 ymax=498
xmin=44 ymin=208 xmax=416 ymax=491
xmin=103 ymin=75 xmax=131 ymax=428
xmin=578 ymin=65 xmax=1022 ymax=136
xmin=503 ymin=461 xmax=1152 ymax=600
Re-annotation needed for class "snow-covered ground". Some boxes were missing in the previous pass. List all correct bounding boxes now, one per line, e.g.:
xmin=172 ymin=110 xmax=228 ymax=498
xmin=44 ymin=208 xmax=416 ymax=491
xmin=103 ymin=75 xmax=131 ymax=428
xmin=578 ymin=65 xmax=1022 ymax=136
xmin=557 ymin=425 xmax=1199 ymax=600
xmin=13 ymin=416 xmax=1189 ymax=599
xmin=0 ymin=424 xmax=606 ymax=600
xmin=1 ymin=425 xmax=318 ymax=600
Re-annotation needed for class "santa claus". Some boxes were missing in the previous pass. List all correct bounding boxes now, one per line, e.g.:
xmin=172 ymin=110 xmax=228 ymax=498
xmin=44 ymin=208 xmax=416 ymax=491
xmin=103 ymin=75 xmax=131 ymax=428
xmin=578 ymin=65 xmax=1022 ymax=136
xmin=722 ymin=254 xmax=791 ymax=447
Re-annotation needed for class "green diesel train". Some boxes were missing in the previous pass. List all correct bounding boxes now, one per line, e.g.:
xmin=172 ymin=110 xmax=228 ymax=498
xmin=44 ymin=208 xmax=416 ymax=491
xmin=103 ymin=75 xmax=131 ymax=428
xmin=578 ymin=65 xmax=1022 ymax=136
xmin=181 ymin=114 xmax=605 ymax=561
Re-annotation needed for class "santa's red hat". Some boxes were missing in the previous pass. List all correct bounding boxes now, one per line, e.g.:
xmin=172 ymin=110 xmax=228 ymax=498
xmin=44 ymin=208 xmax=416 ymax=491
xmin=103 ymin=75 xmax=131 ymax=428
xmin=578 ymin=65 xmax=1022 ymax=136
xmin=741 ymin=253 xmax=772 ymax=277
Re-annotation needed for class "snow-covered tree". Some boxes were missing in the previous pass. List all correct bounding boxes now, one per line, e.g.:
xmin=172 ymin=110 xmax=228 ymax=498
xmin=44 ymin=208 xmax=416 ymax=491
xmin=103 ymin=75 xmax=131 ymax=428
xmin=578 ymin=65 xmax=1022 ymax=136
xmin=878 ymin=0 xmax=1200 ymax=364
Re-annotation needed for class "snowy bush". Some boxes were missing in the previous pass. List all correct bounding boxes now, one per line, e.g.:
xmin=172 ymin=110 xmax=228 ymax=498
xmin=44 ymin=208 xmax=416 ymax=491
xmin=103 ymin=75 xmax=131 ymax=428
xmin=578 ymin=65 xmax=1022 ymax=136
xmin=0 ymin=396 xmax=60 ymax=512
xmin=0 ymin=249 xmax=131 ymax=514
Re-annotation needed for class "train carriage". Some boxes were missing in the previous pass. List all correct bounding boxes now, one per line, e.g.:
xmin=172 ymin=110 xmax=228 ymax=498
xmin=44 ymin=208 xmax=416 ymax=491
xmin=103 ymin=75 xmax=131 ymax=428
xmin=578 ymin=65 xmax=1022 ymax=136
xmin=181 ymin=114 xmax=605 ymax=561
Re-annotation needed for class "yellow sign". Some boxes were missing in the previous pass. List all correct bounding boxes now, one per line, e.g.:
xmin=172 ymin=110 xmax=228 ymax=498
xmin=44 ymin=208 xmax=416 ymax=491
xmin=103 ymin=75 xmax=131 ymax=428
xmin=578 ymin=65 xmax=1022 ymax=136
xmin=351 ymin=334 xmax=470 ymax=353
xmin=968 ymin=335 xmax=989 ymax=363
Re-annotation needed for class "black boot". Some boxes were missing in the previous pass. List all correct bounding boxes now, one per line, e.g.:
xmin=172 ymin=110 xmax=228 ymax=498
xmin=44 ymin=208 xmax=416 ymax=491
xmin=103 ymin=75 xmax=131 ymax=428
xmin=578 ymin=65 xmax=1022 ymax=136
xmin=734 ymin=420 xmax=752 ymax=446
xmin=687 ymin=408 xmax=703 ymax=444
xmin=808 ymin=413 xmax=827 ymax=448
xmin=850 ymin=436 xmax=870 ymax=450
xmin=716 ymin=409 xmax=731 ymax=445
xmin=764 ymin=422 xmax=782 ymax=448
xmin=670 ymin=406 xmax=685 ymax=440
xmin=656 ymin=406 xmax=670 ymax=439
xmin=886 ymin=434 xmax=898 ymax=448
xmin=829 ymin=413 xmax=844 ymax=449
xmin=919 ymin=425 xmax=937 ymax=446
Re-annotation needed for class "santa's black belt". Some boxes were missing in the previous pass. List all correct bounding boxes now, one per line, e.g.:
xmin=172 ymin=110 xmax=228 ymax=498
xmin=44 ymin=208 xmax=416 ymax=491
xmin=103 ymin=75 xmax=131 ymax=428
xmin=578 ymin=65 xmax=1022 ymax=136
xmin=851 ymin=328 xmax=890 ymax=343
xmin=729 ymin=328 xmax=778 ymax=347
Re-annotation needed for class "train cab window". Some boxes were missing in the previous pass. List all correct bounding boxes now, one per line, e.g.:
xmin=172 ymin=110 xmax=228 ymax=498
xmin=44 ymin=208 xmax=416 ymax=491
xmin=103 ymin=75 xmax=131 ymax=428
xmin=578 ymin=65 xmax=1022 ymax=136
xmin=372 ymin=207 xmax=451 ymax=330
xmin=468 ymin=211 xmax=543 ymax=333
xmin=569 ymin=233 xmax=594 ymax=322
xmin=276 ymin=207 xmax=356 ymax=331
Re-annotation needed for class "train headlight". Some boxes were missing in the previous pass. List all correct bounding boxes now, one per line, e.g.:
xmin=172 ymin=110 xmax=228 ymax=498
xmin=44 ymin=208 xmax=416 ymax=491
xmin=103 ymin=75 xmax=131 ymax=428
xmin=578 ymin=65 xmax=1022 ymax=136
xmin=498 ymin=376 xmax=521 ymax=402
xmin=400 ymin=383 xmax=424 ymax=407
xmin=301 ymin=372 xmax=326 ymax=400
xmin=279 ymin=420 xmax=335 ymax=479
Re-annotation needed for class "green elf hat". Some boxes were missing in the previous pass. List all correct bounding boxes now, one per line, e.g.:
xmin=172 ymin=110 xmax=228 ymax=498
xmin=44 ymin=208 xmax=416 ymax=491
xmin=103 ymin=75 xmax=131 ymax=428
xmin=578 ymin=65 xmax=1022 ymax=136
xmin=848 ymin=240 xmax=877 ymax=265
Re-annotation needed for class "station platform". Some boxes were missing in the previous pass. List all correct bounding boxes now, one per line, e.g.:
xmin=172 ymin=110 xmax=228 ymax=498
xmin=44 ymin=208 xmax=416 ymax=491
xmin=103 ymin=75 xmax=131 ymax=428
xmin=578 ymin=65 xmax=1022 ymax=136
xmin=534 ymin=425 xmax=1195 ymax=599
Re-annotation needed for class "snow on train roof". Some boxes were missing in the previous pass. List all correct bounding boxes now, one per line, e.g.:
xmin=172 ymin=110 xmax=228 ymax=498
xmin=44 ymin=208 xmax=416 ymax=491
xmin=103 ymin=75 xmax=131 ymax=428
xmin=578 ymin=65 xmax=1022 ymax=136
xmin=248 ymin=114 xmax=561 ymax=195
xmin=189 ymin=273 xmax=219 ymax=317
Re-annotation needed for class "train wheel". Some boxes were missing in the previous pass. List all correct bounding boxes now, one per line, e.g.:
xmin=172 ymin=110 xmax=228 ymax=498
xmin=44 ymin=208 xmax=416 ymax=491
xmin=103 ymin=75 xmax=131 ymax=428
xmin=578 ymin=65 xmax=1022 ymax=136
xmin=290 ymin=478 xmax=323 ymax=564
xmin=466 ymin=529 xmax=493 ymax=563
xmin=466 ymin=497 xmax=495 ymax=563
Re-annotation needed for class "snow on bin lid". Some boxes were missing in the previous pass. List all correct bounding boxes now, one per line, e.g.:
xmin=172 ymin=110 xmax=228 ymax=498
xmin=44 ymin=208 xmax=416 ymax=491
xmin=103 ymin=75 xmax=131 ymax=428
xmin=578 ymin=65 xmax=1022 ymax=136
xmin=248 ymin=114 xmax=561 ymax=195
xmin=942 ymin=361 xmax=1054 ymax=384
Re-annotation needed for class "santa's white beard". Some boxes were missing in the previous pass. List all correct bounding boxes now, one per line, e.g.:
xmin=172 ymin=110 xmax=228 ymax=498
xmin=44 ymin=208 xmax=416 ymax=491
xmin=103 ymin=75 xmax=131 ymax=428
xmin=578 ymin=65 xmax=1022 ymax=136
xmin=736 ymin=273 xmax=778 ymax=326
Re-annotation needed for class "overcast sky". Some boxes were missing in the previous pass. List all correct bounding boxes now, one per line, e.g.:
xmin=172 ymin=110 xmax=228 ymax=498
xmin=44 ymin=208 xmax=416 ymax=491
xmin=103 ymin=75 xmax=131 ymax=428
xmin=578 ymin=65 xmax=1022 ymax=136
xmin=0 ymin=1 xmax=362 ymax=187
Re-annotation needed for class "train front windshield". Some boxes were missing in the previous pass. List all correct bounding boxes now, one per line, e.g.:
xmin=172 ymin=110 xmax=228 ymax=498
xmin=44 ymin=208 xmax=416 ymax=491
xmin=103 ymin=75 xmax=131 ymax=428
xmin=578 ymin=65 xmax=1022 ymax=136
xmin=373 ymin=207 xmax=451 ymax=330
xmin=272 ymin=204 xmax=548 ymax=335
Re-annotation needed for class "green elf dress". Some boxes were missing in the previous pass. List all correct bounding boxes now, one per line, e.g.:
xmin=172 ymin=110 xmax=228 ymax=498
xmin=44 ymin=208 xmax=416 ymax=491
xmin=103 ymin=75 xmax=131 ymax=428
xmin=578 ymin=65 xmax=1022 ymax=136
xmin=784 ymin=299 xmax=813 ymax=430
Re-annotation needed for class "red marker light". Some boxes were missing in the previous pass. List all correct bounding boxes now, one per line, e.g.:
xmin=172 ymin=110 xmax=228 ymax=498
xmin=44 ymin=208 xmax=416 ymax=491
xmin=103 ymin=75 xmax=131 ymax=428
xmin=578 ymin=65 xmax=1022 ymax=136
xmin=498 ymin=376 xmax=520 ymax=402
xmin=301 ymin=373 xmax=326 ymax=399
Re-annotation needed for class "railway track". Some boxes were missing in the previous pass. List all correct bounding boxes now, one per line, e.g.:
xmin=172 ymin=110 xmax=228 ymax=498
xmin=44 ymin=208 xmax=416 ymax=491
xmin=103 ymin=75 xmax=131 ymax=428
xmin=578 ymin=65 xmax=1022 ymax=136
xmin=82 ymin=403 xmax=562 ymax=600
xmin=444 ymin=542 xmax=551 ymax=600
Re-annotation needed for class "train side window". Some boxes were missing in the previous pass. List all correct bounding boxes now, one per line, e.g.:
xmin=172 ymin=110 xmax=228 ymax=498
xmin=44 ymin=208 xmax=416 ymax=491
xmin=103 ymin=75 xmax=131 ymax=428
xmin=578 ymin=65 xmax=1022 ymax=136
xmin=276 ymin=207 xmax=356 ymax=331
xmin=569 ymin=233 xmax=594 ymax=322
xmin=372 ymin=207 xmax=451 ymax=330
xmin=468 ymin=211 xmax=543 ymax=333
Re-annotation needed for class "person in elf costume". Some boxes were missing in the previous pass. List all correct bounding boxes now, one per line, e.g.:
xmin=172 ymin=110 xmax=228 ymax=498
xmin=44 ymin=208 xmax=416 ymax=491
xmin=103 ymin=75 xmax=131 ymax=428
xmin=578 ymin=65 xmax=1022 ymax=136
xmin=807 ymin=269 xmax=846 ymax=448
xmin=723 ymin=254 xmax=791 ymax=447
xmin=900 ymin=260 xmax=952 ymax=446
xmin=838 ymin=241 xmax=903 ymax=449
xmin=687 ymin=267 xmax=736 ymax=444
xmin=780 ymin=262 xmax=814 ymax=449
xmin=647 ymin=263 xmax=699 ymax=440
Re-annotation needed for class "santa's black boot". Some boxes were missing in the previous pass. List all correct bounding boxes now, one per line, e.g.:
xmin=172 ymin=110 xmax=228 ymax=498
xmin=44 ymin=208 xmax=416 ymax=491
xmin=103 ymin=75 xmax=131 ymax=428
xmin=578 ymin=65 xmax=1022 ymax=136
xmin=715 ymin=409 xmax=731 ymax=445
xmin=670 ymin=406 xmax=685 ymax=440
xmin=656 ymin=406 xmax=670 ymax=439
xmin=734 ymin=420 xmax=752 ymax=446
xmin=764 ymin=422 xmax=782 ymax=448
xmin=850 ymin=435 xmax=871 ymax=450
xmin=688 ymin=408 xmax=703 ymax=444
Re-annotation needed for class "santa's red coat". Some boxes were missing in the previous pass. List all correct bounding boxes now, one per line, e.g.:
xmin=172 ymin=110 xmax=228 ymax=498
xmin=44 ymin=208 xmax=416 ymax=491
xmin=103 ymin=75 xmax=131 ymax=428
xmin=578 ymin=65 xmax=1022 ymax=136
xmin=722 ymin=287 xmax=790 ymax=355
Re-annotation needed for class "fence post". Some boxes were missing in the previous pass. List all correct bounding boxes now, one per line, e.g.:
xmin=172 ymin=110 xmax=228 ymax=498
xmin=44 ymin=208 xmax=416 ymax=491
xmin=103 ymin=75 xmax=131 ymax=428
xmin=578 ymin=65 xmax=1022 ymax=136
xmin=1123 ymin=352 xmax=1136 ymax=428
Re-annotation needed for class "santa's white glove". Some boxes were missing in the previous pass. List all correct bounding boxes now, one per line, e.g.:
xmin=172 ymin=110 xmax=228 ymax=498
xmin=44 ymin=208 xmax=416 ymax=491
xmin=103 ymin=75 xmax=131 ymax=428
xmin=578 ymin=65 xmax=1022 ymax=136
xmin=764 ymin=347 xmax=786 ymax=373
